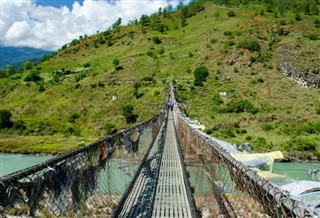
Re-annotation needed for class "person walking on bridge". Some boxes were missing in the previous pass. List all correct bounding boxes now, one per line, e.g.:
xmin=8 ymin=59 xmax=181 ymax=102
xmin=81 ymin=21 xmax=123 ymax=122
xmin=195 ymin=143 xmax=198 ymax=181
xmin=165 ymin=101 xmax=174 ymax=111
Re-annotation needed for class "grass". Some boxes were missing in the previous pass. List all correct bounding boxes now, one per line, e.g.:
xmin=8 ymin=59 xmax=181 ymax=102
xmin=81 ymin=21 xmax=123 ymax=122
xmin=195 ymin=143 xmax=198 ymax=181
xmin=0 ymin=1 xmax=320 ymax=157
xmin=0 ymin=135 xmax=93 ymax=154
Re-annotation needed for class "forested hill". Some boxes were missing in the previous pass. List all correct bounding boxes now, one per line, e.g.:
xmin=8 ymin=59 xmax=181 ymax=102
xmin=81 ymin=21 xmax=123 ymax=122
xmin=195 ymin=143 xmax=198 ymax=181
xmin=0 ymin=0 xmax=319 ymax=159
xmin=0 ymin=46 xmax=52 ymax=69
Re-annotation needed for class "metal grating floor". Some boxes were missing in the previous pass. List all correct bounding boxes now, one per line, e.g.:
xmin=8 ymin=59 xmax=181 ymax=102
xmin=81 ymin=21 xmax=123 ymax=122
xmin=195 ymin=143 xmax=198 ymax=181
xmin=118 ymin=112 xmax=193 ymax=218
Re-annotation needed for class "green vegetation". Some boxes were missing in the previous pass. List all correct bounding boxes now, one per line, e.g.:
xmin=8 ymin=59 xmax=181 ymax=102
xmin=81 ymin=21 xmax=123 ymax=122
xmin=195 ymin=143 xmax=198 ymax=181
xmin=24 ymin=71 xmax=42 ymax=82
xmin=122 ymin=103 xmax=138 ymax=124
xmin=193 ymin=65 xmax=209 ymax=86
xmin=0 ymin=0 xmax=320 ymax=159
xmin=0 ymin=110 xmax=13 ymax=129
xmin=237 ymin=40 xmax=261 ymax=52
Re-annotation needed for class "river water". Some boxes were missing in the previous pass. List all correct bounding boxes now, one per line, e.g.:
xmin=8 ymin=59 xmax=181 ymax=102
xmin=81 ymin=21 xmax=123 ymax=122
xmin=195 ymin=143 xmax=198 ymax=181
xmin=1 ymin=153 xmax=319 ymax=183
xmin=0 ymin=153 xmax=51 ymax=176
xmin=273 ymin=161 xmax=320 ymax=180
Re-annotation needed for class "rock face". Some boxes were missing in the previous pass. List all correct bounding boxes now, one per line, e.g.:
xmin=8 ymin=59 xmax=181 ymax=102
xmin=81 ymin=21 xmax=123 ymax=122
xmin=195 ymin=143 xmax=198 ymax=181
xmin=279 ymin=61 xmax=320 ymax=88
xmin=278 ymin=45 xmax=320 ymax=88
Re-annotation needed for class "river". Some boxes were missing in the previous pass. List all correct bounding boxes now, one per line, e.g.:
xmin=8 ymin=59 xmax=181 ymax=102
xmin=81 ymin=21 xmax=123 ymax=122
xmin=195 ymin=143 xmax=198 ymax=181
xmin=1 ymin=153 xmax=319 ymax=184
xmin=0 ymin=153 xmax=51 ymax=176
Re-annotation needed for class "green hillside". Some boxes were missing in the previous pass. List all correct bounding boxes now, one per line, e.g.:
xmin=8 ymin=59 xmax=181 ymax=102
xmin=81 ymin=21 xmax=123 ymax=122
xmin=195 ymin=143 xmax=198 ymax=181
xmin=1 ymin=0 xmax=320 ymax=159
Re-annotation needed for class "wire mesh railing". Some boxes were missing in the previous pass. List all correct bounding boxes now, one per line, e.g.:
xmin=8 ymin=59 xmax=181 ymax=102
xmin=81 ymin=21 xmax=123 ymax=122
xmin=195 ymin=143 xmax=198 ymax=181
xmin=0 ymin=112 xmax=165 ymax=217
xmin=175 ymin=113 xmax=320 ymax=217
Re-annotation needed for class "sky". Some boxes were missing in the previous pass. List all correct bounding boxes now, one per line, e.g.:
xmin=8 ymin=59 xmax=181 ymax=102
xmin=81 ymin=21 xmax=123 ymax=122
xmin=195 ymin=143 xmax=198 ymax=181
xmin=0 ymin=0 xmax=189 ymax=51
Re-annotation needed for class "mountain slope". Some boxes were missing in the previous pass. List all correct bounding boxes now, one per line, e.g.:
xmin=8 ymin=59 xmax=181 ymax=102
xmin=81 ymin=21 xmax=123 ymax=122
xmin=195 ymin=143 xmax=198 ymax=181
xmin=0 ymin=1 xmax=319 ymax=158
xmin=0 ymin=46 xmax=52 ymax=68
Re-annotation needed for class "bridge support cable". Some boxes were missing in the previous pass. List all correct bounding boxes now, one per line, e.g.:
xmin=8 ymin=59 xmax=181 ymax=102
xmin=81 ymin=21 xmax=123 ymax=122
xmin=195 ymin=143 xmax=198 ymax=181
xmin=0 ymin=113 xmax=165 ymax=217
xmin=171 ymin=82 xmax=319 ymax=218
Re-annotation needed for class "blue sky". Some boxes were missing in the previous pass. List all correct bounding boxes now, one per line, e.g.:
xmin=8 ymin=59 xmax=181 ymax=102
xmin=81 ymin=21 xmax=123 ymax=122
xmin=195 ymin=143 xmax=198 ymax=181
xmin=36 ymin=0 xmax=84 ymax=9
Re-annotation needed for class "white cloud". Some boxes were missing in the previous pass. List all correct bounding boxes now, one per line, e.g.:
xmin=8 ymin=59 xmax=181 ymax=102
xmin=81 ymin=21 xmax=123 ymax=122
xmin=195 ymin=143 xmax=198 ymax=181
xmin=0 ymin=0 xmax=186 ymax=51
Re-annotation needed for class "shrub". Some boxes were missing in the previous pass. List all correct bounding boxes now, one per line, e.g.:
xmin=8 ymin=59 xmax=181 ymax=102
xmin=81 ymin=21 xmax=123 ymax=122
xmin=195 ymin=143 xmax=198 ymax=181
xmin=292 ymin=138 xmax=317 ymax=152
xmin=24 ymin=71 xmax=42 ymax=82
xmin=257 ymin=77 xmax=264 ymax=83
xmin=260 ymin=123 xmax=274 ymax=131
xmin=308 ymin=33 xmax=319 ymax=40
xmin=237 ymin=39 xmax=261 ymax=51
xmin=315 ymin=19 xmax=320 ymax=28
xmin=37 ymin=83 xmax=45 ymax=92
xmin=212 ymin=94 xmax=223 ymax=105
xmin=75 ymin=72 xmax=87 ymax=82
xmin=181 ymin=16 xmax=188 ymax=27
xmin=254 ymin=137 xmax=267 ymax=147
xmin=147 ymin=51 xmax=155 ymax=58
xmin=112 ymin=58 xmax=120 ymax=68
xmin=133 ymin=83 xmax=143 ymax=98
xmin=219 ymin=128 xmax=235 ymax=138
xmin=59 ymin=124 xmax=80 ymax=136
xmin=140 ymin=14 xmax=151 ymax=26
xmin=0 ymin=109 xmax=13 ymax=129
xmin=152 ymin=36 xmax=162 ymax=44
xmin=236 ymin=128 xmax=247 ymax=135
xmin=170 ymin=52 xmax=175 ymax=60
xmin=223 ymin=99 xmax=258 ymax=114
xmin=122 ymin=104 xmax=138 ymax=124
xmin=193 ymin=65 xmax=209 ymax=86
xmin=115 ymin=66 xmax=124 ymax=71
xmin=227 ymin=10 xmax=235 ymax=17
xmin=223 ymin=31 xmax=233 ymax=36
xmin=83 ymin=62 xmax=91 ymax=68
xmin=276 ymin=28 xmax=285 ymax=36
xmin=316 ymin=103 xmax=320 ymax=115
xmin=210 ymin=38 xmax=217 ymax=44
xmin=250 ymin=56 xmax=256 ymax=63
xmin=279 ymin=20 xmax=286 ymax=25
xmin=159 ymin=47 xmax=165 ymax=55
xmin=105 ymin=122 xmax=116 ymax=135
xmin=295 ymin=13 xmax=302 ymax=21
xmin=12 ymin=120 xmax=26 ymax=131
xmin=68 ymin=113 xmax=80 ymax=123
xmin=141 ymin=76 xmax=156 ymax=83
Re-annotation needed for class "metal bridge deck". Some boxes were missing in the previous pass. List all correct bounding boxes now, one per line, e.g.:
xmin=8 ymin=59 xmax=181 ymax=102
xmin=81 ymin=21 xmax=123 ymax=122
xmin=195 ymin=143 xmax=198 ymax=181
xmin=118 ymin=112 xmax=193 ymax=217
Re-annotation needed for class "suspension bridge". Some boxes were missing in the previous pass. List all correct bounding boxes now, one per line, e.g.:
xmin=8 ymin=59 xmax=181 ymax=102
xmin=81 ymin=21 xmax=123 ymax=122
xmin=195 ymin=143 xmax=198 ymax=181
xmin=0 ymin=84 xmax=319 ymax=218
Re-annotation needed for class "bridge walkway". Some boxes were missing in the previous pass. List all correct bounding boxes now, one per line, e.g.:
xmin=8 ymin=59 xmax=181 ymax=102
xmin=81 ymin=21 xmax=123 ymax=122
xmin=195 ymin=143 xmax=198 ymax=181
xmin=117 ymin=111 xmax=194 ymax=217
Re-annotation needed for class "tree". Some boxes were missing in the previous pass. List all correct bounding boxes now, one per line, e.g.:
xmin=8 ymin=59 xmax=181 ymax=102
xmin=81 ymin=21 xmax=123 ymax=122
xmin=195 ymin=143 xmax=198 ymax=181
xmin=304 ymin=1 xmax=311 ymax=15
xmin=112 ymin=17 xmax=122 ymax=29
xmin=310 ymin=0 xmax=320 ymax=15
xmin=6 ymin=65 xmax=15 ymax=76
xmin=181 ymin=16 xmax=188 ymax=27
xmin=70 ymin=38 xmax=79 ymax=46
xmin=0 ymin=69 xmax=7 ymax=78
xmin=194 ymin=65 xmax=209 ymax=86
xmin=0 ymin=109 xmax=13 ymax=129
xmin=113 ymin=58 xmax=120 ymax=68
xmin=139 ymin=14 xmax=151 ymax=26
xmin=24 ymin=61 xmax=32 ymax=71
xmin=17 ymin=66 xmax=24 ymax=74
xmin=158 ymin=7 xmax=163 ymax=16
xmin=122 ymin=104 xmax=138 ymax=124
xmin=24 ymin=71 xmax=42 ymax=82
